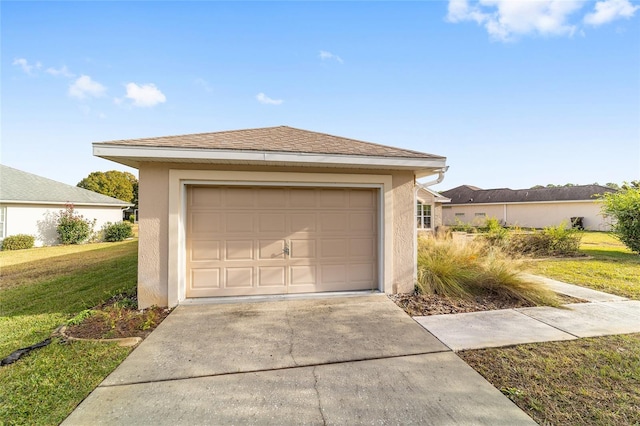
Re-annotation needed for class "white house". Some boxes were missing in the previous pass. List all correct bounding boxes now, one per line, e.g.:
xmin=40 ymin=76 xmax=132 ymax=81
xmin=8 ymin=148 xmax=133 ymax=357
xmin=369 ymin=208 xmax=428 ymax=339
xmin=440 ymin=185 xmax=616 ymax=231
xmin=0 ymin=164 xmax=132 ymax=246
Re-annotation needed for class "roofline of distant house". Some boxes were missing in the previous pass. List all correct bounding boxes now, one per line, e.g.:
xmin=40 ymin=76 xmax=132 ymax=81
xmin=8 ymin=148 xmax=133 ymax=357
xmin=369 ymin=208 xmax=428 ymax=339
xmin=443 ymin=199 xmax=605 ymax=207
xmin=0 ymin=200 xmax=132 ymax=207
xmin=93 ymin=144 xmax=447 ymax=175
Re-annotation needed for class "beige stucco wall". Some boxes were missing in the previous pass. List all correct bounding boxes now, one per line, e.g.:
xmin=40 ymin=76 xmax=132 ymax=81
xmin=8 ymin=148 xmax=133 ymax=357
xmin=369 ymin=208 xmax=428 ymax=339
xmin=137 ymin=162 xmax=418 ymax=308
xmin=442 ymin=201 xmax=610 ymax=231
xmin=2 ymin=203 xmax=125 ymax=247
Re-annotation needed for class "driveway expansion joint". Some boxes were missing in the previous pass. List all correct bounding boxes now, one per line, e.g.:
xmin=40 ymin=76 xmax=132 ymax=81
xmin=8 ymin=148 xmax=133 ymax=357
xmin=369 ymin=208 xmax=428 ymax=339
xmin=98 ymin=349 xmax=453 ymax=388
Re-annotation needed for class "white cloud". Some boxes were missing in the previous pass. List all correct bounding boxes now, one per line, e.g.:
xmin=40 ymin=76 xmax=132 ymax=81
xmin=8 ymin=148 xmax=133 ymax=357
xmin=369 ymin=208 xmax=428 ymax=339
xmin=12 ymin=58 xmax=37 ymax=75
xmin=69 ymin=75 xmax=106 ymax=99
xmin=46 ymin=65 xmax=75 ymax=78
xmin=124 ymin=83 xmax=166 ymax=107
xmin=256 ymin=92 xmax=283 ymax=105
xmin=447 ymin=0 xmax=584 ymax=41
xmin=447 ymin=0 xmax=637 ymax=41
xmin=584 ymin=0 xmax=639 ymax=26
xmin=319 ymin=50 xmax=344 ymax=63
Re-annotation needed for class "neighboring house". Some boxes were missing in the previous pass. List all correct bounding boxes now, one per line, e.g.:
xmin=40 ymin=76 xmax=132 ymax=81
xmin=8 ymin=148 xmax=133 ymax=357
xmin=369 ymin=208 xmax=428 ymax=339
xmin=416 ymin=184 xmax=450 ymax=232
xmin=0 ymin=164 xmax=132 ymax=246
xmin=440 ymin=184 xmax=616 ymax=231
xmin=93 ymin=126 xmax=447 ymax=308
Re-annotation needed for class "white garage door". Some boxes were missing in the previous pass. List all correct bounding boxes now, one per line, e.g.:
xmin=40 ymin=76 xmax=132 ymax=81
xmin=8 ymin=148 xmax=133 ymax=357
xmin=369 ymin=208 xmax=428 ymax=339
xmin=186 ymin=186 xmax=378 ymax=297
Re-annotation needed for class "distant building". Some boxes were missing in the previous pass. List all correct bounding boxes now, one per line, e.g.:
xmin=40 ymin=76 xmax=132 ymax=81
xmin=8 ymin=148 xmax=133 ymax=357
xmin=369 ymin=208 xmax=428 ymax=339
xmin=440 ymin=184 xmax=616 ymax=231
xmin=0 ymin=165 xmax=131 ymax=246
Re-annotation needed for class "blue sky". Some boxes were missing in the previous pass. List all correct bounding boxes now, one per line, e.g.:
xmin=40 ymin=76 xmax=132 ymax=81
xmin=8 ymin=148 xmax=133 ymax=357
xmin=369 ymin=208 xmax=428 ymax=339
xmin=2 ymin=1 xmax=639 ymax=191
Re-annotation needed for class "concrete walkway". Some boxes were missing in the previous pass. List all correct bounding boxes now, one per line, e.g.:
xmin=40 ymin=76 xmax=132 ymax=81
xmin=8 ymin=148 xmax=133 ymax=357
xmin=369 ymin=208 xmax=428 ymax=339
xmin=415 ymin=276 xmax=640 ymax=351
xmin=63 ymin=295 xmax=535 ymax=425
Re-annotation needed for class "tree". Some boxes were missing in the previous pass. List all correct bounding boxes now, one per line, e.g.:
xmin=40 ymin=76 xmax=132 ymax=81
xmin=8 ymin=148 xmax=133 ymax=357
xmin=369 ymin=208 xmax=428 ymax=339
xmin=601 ymin=181 xmax=640 ymax=254
xmin=77 ymin=170 xmax=138 ymax=206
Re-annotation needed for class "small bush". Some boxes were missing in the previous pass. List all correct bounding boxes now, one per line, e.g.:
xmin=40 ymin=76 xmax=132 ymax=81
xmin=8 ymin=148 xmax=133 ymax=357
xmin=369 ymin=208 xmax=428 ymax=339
xmin=128 ymin=214 xmax=135 ymax=224
xmin=1 ymin=234 xmax=35 ymax=251
xmin=509 ymin=223 xmax=582 ymax=257
xmin=480 ymin=217 xmax=509 ymax=247
xmin=56 ymin=205 xmax=95 ymax=245
xmin=416 ymin=236 xmax=558 ymax=306
xmin=102 ymin=221 xmax=133 ymax=242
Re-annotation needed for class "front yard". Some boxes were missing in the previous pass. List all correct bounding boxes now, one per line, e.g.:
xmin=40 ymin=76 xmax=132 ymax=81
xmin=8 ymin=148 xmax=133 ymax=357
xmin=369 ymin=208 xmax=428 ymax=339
xmin=0 ymin=241 xmax=139 ymax=425
xmin=463 ymin=232 xmax=640 ymax=425
xmin=1 ymin=231 xmax=638 ymax=425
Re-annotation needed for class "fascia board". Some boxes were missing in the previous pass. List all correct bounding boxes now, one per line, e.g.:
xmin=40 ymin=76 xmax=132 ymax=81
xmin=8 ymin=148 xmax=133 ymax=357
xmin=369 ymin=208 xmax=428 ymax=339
xmin=93 ymin=144 xmax=447 ymax=170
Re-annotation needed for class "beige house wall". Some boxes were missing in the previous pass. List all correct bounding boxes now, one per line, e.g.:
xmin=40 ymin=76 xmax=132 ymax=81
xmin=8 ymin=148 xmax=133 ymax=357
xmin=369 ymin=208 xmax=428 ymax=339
xmin=442 ymin=201 xmax=610 ymax=231
xmin=137 ymin=162 xmax=418 ymax=308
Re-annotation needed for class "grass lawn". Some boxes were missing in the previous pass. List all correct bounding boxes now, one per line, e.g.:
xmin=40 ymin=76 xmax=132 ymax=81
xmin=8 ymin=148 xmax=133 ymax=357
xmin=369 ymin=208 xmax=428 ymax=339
xmin=0 ymin=240 xmax=138 ymax=425
xmin=526 ymin=231 xmax=640 ymax=299
xmin=464 ymin=232 xmax=640 ymax=425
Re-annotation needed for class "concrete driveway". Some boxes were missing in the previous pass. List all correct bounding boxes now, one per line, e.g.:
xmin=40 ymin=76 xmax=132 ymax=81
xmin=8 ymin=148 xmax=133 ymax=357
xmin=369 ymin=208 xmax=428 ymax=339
xmin=63 ymin=295 xmax=534 ymax=425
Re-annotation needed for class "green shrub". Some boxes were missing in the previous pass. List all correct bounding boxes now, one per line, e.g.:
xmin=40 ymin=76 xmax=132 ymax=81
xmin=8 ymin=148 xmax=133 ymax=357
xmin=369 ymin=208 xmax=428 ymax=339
xmin=56 ymin=205 xmax=95 ymax=245
xmin=1 ymin=234 xmax=35 ymax=251
xmin=416 ymin=236 xmax=558 ymax=306
xmin=128 ymin=214 xmax=136 ymax=224
xmin=480 ymin=217 xmax=509 ymax=247
xmin=601 ymin=182 xmax=640 ymax=254
xmin=509 ymin=223 xmax=582 ymax=257
xmin=102 ymin=221 xmax=133 ymax=242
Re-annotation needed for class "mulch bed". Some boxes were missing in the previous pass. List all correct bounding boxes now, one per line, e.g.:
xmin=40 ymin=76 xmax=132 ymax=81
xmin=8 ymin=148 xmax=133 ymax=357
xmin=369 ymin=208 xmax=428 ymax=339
xmin=389 ymin=292 xmax=585 ymax=317
xmin=64 ymin=294 xmax=172 ymax=340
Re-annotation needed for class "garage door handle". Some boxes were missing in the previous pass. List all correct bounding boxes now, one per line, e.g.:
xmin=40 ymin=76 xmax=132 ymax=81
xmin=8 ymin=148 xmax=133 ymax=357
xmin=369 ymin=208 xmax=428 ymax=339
xmin=283 ymin=244 xmax=290 ymax=256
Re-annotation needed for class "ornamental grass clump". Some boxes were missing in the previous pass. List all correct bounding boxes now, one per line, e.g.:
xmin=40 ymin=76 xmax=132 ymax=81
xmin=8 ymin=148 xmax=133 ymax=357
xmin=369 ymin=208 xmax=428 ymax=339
xmin=416 ymin=236 xmax=559 ymax=306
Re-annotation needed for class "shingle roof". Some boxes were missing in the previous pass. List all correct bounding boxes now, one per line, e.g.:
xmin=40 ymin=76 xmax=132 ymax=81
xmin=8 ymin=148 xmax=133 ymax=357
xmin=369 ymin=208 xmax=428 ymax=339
xmin=94 ymin=126 xmax=444 ymax=160
xmin=441 ymin=184 xmax=616 ymax=205
xmin=0 ymin=164 xmax=131 ymax=206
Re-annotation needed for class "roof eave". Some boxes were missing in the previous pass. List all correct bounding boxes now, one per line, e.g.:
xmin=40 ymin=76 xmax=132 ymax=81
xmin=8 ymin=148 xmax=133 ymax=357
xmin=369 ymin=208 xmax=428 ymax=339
xmin=0 ymin=199 xmax=132 ymax=207
xmin=93 ymin=144 xmax=447 ymax=174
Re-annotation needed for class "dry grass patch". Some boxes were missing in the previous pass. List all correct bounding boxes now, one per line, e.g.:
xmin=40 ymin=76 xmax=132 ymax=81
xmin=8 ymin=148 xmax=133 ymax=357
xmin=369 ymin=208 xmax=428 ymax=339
xmin=417 ymin=237 xmax=559 ymax=306
xmin=460 ymin=334 xmax=640 ymax=425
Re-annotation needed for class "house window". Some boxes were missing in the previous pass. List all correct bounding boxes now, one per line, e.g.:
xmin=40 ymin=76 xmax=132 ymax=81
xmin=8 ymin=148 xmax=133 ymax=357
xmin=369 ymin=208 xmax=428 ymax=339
xmin=455 ymin=213 xmax=465 ymax=217
xmin=417 ymin=202 xmax=432 ymax=229
xmin=0 ymin=207 xmax=6 ymax=240
xmin=475 ymin=213 xmax=486 ymax=217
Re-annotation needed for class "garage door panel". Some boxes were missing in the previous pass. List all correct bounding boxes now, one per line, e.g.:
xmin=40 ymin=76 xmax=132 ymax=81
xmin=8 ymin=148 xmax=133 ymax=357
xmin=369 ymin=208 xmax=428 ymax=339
xmin=290 ymin=188 xmax=316 ymax=207
xmin=320 ymin=264 xmax=346 ymax=284
xmin=225 ymin=188 xmax=255 ymax=207
xmin=319 ymin=189 xmax=346 ymax=208
xmin=350 ymin=213 xmax=375 ymax=233
xmin=290 ymin=265 xmax=317 ymax=286
xmin=191 ymin=212 xmax=222 ymax=233
xmin=259 ymin=214 xmax=286 ymax=232
xmin=259 ymin=240 xmax=286 ymax=259
xmin=348 ymin=263 xmax=375 ymax=282
xmin=290 ymin=213 xmax=317 ymax=232
xmin=349 ymin=190 xmax=375 ymax=207
xmin=191 ymin=269 xmax=220 ymax=289
xmin=225 ymin=240 xmax=254 ymax=260
xmin=349 ymin=238 xmax=375 ymax=258
xmin=258 ymin=266 xmax=287 ymax=287
xmin=320 ymin=239 xmax=348 ymax=258
xmin=290 ymin=239 xmax=316 ymax=259
xmin=319 ymin=213 xmax=348 ymax=232
xmin=191 ymin=240 xmax=221 ymax=261
xmin=225 ymin=213 xmax=254 ymax=232
xmin=225 ymin=268 xmax=254 ymax=288
xmin=258 ymin=188 xmax=287 ymax=207
xmin=190 ymin=187 xmax=222 ymax=207
xmin=186 ymin=186 xmax=377 ymax=298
